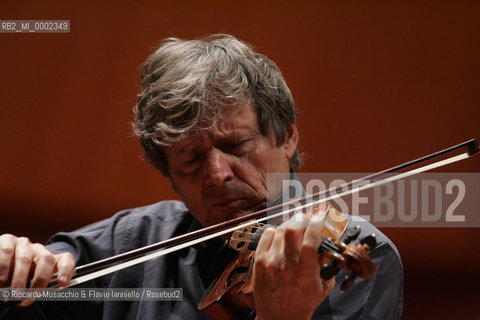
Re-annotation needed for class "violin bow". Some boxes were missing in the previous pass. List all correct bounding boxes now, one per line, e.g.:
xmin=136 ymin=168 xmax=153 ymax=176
xmin=27 ymin=138 xmax=480 ymax=289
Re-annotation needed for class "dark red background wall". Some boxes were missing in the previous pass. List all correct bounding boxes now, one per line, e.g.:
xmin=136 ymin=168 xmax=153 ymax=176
xmin=1 ymin=1 xmax=479 ymax=318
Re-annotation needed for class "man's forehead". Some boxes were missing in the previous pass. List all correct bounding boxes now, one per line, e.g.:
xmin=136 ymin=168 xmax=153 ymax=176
xmin=167 ymin=105 xmax=258 ymax=151
xmin=215 ymin=105 xmax=258 ymax=132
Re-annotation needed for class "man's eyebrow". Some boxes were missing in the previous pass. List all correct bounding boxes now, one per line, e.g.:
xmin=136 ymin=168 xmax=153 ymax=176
xmin=213 ymin=133 xmax=256 ymax=150
xmin=220 ymin=129 xmax=253 ymax=141
xmin=172 ymin=142 xmax=197 ymax=160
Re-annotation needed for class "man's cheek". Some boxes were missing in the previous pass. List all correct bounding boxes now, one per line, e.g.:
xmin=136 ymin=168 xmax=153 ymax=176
xmin=247 ymin=177 xmax=267 ymax=195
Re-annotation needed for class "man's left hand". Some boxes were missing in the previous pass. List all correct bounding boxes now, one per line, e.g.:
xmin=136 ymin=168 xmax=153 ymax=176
xmin=253 ymin=210 xmax=334 ymax=320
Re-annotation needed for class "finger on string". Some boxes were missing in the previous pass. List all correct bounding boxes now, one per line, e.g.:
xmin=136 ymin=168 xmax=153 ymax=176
xmin=305 ymin=203 xmax=329 ymax=222
xmin=300 ymin=210 xmax=326 ymax=267
xmin=280 ymin=210 xmax=308 ymax=229
xmin=282 ymin=212 xmax=309 ymax=262
xmin=255 ymin=227 xmax=275 ymax=257
xmin=266 ymin=211 xmax=304 ymax=261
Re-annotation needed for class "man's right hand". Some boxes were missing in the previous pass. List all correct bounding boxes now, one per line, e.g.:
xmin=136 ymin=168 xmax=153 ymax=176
xmin=0 ymin=234 xmax=75 ymax=306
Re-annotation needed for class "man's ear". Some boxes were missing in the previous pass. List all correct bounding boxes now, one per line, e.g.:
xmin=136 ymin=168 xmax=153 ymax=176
xmin=282 ymin=123 xmax=299 ymax=159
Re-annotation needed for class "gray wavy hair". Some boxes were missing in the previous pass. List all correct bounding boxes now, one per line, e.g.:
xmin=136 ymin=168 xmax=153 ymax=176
xmin=133 ymin=34 xmax=302 ymax=176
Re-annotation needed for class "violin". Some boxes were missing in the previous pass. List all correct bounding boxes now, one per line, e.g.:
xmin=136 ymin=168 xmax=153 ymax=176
xmin=1 ymin=139 xmax=479 ymax=319
xmin=198 ymin=204 xmax=378 ymax=319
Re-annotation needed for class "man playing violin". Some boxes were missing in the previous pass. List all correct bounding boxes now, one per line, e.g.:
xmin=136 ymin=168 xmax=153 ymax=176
xmin=0 ymin=34 xmax=403 ymax=319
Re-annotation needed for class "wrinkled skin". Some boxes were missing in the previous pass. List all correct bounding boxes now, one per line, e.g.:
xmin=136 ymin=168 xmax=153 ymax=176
xmin=164 ymin=105 xmax=297 ymax=227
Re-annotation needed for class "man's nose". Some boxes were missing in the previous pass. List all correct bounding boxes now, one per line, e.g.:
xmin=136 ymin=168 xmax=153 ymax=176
xmin=205 ymin=149 xmax=234 ymax=186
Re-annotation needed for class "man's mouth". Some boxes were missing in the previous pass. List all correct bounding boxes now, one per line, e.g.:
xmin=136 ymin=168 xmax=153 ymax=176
xmin=211 ymin=199 xmax=247 ymax=211
xmin=205 ymin=197 xmax=267 ymax=227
